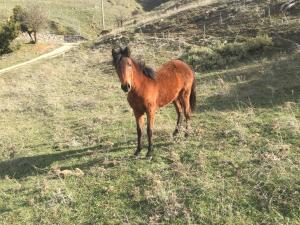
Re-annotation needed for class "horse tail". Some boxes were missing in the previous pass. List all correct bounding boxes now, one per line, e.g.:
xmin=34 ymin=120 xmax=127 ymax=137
xmin=190 ymin=76 xmax=196 ymax=112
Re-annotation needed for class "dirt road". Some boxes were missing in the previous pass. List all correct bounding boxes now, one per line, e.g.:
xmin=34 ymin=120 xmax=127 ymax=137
xmin=0 ymin=43 xmax=77 ymax=75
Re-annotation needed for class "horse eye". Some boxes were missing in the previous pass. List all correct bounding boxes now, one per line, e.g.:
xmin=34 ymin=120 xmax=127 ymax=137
xmin=128 ymin=62 xmax=132 ymax=67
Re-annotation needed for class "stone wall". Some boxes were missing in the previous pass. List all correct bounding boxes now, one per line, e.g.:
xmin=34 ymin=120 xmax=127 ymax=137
xmin=15 ymin=33 xmax=65 ymax=44
xmin=64 ymin=35 xmax=87 ymax=43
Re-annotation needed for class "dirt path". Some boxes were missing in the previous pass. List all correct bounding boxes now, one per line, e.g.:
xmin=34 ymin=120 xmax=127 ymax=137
xmin=0 ymin=43 xmax=78 ymax=75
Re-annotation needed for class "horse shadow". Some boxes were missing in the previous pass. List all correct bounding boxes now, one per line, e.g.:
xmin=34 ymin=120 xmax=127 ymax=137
xmin=0 ymin=140 xmax=173 ymax=180
xmin=198 ymin=51 xmax=300 ymax=112
xmin=0 ymin=145 xmax=104 ymax=180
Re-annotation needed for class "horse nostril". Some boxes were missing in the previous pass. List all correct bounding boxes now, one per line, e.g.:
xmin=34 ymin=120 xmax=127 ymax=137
xmin=121 ymin=84 xmax=130 ymax=93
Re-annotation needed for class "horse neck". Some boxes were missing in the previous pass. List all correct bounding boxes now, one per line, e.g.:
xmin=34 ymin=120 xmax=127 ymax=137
xmin=131 ymin=63 xmax=148 ymax=93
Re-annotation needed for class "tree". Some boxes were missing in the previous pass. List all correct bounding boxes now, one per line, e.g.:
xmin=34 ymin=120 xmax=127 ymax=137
xmin=12 ymin=4 xmax=46 ymax=43
xmin=0 ymin=19 xmax=19 ymax=55
xmin=12 ymin=5 xmax=32 ymax=41
xmin=115 ymin=14 xmax=126 ymax=27
xmin=24 ymin=5 xmax=46 ymax=43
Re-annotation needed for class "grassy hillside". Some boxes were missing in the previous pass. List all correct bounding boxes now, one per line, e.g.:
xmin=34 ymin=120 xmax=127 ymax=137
xmin=0 ymin=43 xmax=299 ymax=225
xmin=137 ymin=0 xmax=300 ymax=43
xmin=0 ymin=43 xmax=59 ymax=69
xmin=0 ymin=0 xmax=300 ymax=224
xmin=0 ymin=0 xmax=142 ymax=37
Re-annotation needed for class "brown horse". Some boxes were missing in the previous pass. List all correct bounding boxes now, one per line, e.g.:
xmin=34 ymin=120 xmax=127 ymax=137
xmin=112 ymin=47 xmax=196 ymax=158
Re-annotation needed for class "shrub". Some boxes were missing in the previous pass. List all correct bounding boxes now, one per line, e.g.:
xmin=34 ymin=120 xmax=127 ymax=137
xmin=214 ymin=35 xmax=273 ymax=65
xmin=215 ymin=42 xmax=248 ymax=59
xmin=182 ymin=35 xmax=273 ymax=71
xmin=132 ymin=9 xmax=140 ymax=16
xmin=246 ymin=35 xmax=273 ymax=53
xmin=183 ymin=46 xmax=224 ymax=71
xmin=0 ymin=20 xmax=19 ymax=55
xmin=12 ymin=5 xmax=27 ymax=32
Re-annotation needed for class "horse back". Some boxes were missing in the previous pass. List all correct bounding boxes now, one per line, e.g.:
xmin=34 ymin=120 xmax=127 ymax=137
xmin=155 ymin=60 xmax=195 ymax=107
xmin=157 ymin=59 xmax=194 ymax=79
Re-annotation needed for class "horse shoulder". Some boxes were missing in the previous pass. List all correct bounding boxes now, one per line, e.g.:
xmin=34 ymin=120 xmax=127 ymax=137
xmin=127 ymin=84 xmax=158 ymax=112
xmin=127 ymin=92 xmax=145 ymax=114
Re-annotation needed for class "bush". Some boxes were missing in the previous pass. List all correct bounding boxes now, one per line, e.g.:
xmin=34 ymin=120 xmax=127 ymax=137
xmin=0 ymin=20 xmax=19 ymax=55
xmin=12 ymin=5 xmax=28 ymax=33
xmin=183 ymin=46 xmax=224 ymax=71
xmin=215 ymin=42 xmax=248 ymax=59
xmin=182 ymin=35 xmax=273 ymax=71
xmin=132 ymin=9 xmax=141 ymax=16
xmin=246 ymin=35 xmax=273 ymax=53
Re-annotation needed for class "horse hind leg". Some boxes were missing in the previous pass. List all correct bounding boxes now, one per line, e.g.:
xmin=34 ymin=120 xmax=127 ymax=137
xmin=181 ymin=90 xmax=192 ymax=137
xmin=173 ymin=99 xmax=183 ymax=136
xmin=146 ymin=108 xmax=156 ymax=159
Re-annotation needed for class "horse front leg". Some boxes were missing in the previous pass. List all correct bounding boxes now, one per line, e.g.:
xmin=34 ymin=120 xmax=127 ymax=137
xmin=146 ymin=108 xmax=155 ymax=159
xmin=134 ymin=112 xmax=144 ymax=156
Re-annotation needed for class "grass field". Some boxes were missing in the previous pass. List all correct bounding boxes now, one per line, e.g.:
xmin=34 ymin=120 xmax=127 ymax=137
xmin=0 ymin=39 xmax=299 ymax=224
xmin=0 ymin=0 xmax=300 ymax=224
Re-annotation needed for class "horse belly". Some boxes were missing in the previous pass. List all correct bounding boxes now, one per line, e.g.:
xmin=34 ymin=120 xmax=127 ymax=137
xmin=157 ymin=81 xmax=181 ymax=107
xmin=156 ymin=59 xmax=194 ymax=108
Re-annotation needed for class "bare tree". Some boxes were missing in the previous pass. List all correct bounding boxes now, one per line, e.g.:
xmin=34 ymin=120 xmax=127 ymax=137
xmin=115 ymin=14 xmax=126 ymax=27
xmin=23 ymin=4 xmax=46 ymax=43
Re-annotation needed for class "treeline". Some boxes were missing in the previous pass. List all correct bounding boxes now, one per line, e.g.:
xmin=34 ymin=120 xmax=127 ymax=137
xmin=0 ymin=4 xmax=46 ymax=55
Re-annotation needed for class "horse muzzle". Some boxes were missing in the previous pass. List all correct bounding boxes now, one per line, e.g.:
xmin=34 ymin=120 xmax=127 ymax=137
xmin=121 ymin=84 xmax=131 ymax=93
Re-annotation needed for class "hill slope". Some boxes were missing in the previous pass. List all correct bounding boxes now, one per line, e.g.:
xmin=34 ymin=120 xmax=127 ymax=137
xmin=0 ymin=0 xmax=142 ymax=37
xmin=0 ymin=0 xmax=299 ymax=224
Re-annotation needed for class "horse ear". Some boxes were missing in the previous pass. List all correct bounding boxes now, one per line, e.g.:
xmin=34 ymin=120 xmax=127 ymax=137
xmin=123 ymin=46 xmax=131 ymax=57
xmin=112 ymin=48 xmax=118 ymax=58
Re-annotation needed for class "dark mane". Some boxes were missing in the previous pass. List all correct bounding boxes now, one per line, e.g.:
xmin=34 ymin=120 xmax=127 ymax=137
xmin=132 ymin=59 xmax=156 ymax=80
xmin=112 ymin=49 xmax=156 ymax=80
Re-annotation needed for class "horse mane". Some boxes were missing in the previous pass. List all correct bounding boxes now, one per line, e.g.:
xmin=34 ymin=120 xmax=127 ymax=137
xmin=112 ymin=50 xmax=156 ymax=79
xmin=132 ymin=59 xmax=156 ymax=80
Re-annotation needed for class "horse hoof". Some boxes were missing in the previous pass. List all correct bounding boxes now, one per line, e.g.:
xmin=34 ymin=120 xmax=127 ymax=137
xmin=146 ymin=155 xmax=153 ymax=161
xmin=173 ymin=129 xmax=179 ymax=137
xmin=146 ymin=151 xmax=153 ymax=160
xmin=134 ymin=150 xmax=141 ymax=156
xmin=134 ymin=155 xmax=142 ymax=160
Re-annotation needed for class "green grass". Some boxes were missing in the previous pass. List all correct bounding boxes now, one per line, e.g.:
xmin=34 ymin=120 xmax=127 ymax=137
xmin=0 ymin=0 xmax=300 ymax=224
xmin=0 ymin=39 xmax=299 ymax=224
